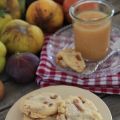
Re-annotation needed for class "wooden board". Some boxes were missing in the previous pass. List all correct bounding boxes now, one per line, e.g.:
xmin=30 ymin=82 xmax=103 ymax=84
xmin=103 ymin=95 xmax=120 ymax=120
xmin=113 ymin=14 xmax=120 ymax=25
xmin=0 ymin=81 xmax=38 ymax=111
xmin=0 ymin=109 xmax=9 ymax=120
xmin=0 ymin=1 xmax=120 ymax=120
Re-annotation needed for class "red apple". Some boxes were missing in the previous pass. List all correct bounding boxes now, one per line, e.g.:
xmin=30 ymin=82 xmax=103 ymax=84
xmin=63 ymin=0 xmax=98 ymax=23
xmin=63 ymin=0 xmax=77 ymax=23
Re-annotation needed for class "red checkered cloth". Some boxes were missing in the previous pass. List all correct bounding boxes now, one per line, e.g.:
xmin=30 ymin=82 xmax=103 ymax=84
xmin=36 ymin=36 xmax=120 ymax=95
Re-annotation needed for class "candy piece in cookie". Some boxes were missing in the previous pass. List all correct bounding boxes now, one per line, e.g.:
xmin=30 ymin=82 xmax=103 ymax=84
xmin=57 ymin=96 xmax=103 ymax=120
xmin=56 ymin=48 xmax=86 ymax=72
xmin=20 ymin=93 xmax=62 ymax=119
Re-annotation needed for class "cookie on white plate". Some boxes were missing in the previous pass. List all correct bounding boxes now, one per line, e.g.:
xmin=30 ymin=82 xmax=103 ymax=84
xmin=23 ymin=115 xmax=56 ymax=120
xmin=23 ymin=115 xmax=33 ymax=120
xmin=57 ymin=96 xmax=103 ymax=120
xmin=20 ymin=92 xmax=62 ymax=119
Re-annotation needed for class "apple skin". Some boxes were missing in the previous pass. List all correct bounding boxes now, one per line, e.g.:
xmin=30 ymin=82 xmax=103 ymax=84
xmin=0 ymin=41 xmax=6 ymax=74
xmin=0 ymin=11 xmax=13 ymax=33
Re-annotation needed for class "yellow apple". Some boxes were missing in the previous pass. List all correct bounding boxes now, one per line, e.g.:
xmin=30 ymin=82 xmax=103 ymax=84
xmin=1 ymin=19 xmax=44 ymax=54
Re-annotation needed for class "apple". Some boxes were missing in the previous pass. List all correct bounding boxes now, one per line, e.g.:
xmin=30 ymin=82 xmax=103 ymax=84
xmin=0 ymin=41 xmax=6 ymax=73
xmin=1 ymin=19 xmax=44 ymax=54
xmin=0 ymin=41 xmax=7 ymax=57
xmin=0 ymin=81 xmax=5 ymax=100
xmin=63 ymin=0 xmax=77 ymax=23
xmin=63 ymin=0 xmax=98 ymax=23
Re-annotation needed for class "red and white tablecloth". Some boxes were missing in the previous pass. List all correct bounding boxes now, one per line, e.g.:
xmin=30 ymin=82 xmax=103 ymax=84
xmin=36 ymin=36 xmax=120 ymax=95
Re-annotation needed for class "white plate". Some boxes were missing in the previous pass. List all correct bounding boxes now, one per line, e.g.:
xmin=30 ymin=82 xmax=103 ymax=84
xmin=5 ymin=85 xmax=112 ymax=120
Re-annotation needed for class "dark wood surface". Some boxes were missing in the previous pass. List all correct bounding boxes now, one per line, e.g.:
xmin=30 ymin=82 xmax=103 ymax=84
xmin=0 ymin=0 xmax=120 ymax=120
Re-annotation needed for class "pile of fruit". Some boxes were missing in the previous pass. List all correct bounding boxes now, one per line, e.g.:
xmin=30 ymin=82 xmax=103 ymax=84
xmin=0 ymin=0 xmax=78 ymax=97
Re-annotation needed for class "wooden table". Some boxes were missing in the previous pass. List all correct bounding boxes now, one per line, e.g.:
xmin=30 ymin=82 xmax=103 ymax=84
xmin=0 ymin=0 xmax=120 ymax=120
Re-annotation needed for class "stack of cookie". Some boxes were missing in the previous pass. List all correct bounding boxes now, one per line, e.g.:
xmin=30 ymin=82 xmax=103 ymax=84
xmin=20 ymin=93 xmax=62 ymax=120
xmin=57 ymin=96 xmax=103 ymax=120
xmin=20 ymin=92 xmax=103 ymax=120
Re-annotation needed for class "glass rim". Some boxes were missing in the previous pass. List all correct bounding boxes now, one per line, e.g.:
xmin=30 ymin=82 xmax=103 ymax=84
xmin=69 ymin=0 xmax=115 ymax=23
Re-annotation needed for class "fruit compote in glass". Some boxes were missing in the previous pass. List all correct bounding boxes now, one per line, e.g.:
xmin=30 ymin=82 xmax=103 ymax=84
xmin=69 ymin=0 xmax=114 ymax=61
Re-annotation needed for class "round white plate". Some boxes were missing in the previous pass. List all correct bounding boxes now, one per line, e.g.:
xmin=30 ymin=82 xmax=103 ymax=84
xmin=5 ymin=85 xmax=112 ymax=120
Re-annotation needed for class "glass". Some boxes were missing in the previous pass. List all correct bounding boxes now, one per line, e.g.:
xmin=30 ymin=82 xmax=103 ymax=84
xmin=69 ymin=0 xmax=114 ymax=61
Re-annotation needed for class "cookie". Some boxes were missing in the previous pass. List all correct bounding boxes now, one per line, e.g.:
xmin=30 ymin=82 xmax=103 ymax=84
xmin=23 ymin=115 xmax=56 ymax=120
xmin=56 ymin=51 xmax=68 ymax=68
xmin=23 ymin=115 xmax=33 ymax=120
xmin=56 ymin=48 xmax=86 ymax=72
xmin=57 ymin=96 xmax=103 ymax=120
xmin=20 ymin=92 xmax=62 ymax=119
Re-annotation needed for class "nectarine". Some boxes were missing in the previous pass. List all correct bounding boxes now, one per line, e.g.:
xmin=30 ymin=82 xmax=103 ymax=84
xmin=26 ymin=0 xmax=64 ymax=33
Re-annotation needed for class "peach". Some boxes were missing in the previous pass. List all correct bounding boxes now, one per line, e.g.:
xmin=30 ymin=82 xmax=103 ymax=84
xmin=26 ymin=0 xmax=64 ymax=33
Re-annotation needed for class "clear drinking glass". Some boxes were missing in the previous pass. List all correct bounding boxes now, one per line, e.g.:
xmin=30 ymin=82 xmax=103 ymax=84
xmin=69 ymin=0 xmax=114 ymax=61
